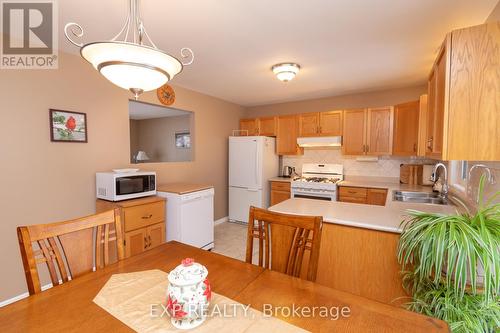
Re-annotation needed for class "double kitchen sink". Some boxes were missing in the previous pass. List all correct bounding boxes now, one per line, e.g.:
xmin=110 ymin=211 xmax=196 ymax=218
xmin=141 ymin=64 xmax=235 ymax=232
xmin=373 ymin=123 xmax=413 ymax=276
xmin=392 ymin=190 xmax=449 ymax=205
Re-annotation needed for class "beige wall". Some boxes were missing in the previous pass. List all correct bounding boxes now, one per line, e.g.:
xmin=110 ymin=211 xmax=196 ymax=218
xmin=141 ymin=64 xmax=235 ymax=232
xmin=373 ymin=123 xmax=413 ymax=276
xmin=132 ymin=115 xmax=192 ymax=163
xmin=0 ymin=52 xmax=244 ymax=302
xmin=244 ymin=85 xmax=426 ymax=117
xmin=486 ymin=0 xmax=500 ymax=22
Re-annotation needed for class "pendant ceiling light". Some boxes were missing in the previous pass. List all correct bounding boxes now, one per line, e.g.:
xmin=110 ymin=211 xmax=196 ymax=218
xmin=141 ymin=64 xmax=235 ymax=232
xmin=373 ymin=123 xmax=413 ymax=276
xmin=271 ymin=63 xmax=300 ymax=82
xmin=64 ymin=0 xmax=193 ymax=99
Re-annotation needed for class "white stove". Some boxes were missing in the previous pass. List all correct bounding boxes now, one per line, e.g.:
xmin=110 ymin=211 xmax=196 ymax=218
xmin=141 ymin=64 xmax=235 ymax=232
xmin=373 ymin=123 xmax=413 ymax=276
xmin=291 ymin=163 xmax=343 ymax=201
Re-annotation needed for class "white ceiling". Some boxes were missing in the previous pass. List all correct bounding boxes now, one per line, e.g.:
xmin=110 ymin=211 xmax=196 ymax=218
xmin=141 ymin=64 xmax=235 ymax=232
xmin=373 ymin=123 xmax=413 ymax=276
xmin=59 ymin=0 xmax=498 ymax=106
xmin=129 ymin=101 xmax=190 ymax=120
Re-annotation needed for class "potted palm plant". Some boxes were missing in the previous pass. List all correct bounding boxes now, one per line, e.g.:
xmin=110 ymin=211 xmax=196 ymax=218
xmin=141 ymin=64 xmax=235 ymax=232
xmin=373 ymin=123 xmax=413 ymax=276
xmin=397 ymin=175 xmax=499 ymax=333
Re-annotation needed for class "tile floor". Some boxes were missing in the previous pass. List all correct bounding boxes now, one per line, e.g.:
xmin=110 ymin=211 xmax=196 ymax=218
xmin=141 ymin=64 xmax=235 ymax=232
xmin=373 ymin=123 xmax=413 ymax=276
xmin=212 ymin=221 xmax=259 ymax=264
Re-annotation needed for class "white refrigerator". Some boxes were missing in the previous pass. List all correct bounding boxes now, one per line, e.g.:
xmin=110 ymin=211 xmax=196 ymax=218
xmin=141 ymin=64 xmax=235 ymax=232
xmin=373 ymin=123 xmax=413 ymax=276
xmin=229 ymin=136 xmax=279 ymax=223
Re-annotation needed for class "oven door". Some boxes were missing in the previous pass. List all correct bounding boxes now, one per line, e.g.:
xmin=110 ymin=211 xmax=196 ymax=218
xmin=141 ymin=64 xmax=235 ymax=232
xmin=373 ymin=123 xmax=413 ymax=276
xmin=115 ymin=174 xmax=156 ymax=200
xmin=291 ymin=188 xmax=336 ymax=201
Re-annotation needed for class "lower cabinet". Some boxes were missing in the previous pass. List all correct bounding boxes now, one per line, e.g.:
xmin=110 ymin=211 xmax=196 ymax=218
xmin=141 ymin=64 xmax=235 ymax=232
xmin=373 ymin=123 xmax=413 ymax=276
xmin=125 ymin=222 xmax=165 ymax=257
xmin=96 ymin=196 xmax=166 ymax=258
xmin=338 ymin=186 xmax=387 ymax=206
xmin=270 ymin=181 xmax=291 ymax=206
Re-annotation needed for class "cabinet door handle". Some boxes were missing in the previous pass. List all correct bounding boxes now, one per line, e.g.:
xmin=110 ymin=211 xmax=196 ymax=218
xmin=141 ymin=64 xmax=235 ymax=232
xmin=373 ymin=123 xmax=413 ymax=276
xmin=142 ymin=214 xmax=153 ymax=219
xmin=148 ymin=235 xmax=152 ymax=247
xmin=365 ymin=145 xmax=369 ymax=153
xmin=144 ymin=236 xmax=148 ymax=249
xmin=427 ymin=137 xmax=433 ymax=151
xmin=413 ymin=143 xmax=417 ymax=152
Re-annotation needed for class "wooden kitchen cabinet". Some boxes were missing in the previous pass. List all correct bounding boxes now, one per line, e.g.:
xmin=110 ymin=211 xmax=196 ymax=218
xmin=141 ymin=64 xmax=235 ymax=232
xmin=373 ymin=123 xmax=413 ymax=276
xmin=393 ymin=100 xmax=420 ymax=156
xmin=338 ymin=186 xmax=387 ymax=206
xmin=343 ymin=108 xmax=393 ymax=156
xmin=417 ymin=94 xmax=428 ymax=157
xmin=124 ymin=228 xmax=147 ymax=258
xmin=426 ymin=36 xmax=448 ymax=159
xmin=446 ymin=22 xmax=500 ymax=160
xmin=276 ymin=115 xmax=303 ymax=155
xmin=319 ymin=111 xmax=343 ymax=136
xmin=298 ymin=113 xmax=320 ymax=137
xmin=258 ymin=116 xmax=277 ymax=136
xmin=299 ymin=111 xmax=343 ymax=137
xmin=367 ymin=188 xmax=388 ymax=206
xmin=366 ymin=107 xmax=394 ymax=155
xmin=96 ymin=196 xmax=166 ymax=258
xmin=147 ymin=222 xmax=166 ymax=249
xmin=426 ymin=22 xmax=499 ymax=160
xmin=342 ymin=109 xmax=367 ymax=155
xmin=270 ymin=181 xmax=291 ymax=205
xmin=239 ymin=118 xmax=259 ymax=136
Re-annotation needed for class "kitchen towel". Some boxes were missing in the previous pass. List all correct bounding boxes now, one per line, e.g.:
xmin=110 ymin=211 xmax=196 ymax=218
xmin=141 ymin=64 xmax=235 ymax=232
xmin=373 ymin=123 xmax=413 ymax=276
xmin=93 ymin=269 xmax=309 ymax=333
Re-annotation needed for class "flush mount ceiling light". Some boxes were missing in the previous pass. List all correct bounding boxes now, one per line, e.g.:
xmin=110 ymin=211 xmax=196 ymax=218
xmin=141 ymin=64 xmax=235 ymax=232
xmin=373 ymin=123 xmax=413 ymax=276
xmin=271 ymin=63 xmax=300 ymax=82
xmin=64 ymin=0 xmax=193 ymax=99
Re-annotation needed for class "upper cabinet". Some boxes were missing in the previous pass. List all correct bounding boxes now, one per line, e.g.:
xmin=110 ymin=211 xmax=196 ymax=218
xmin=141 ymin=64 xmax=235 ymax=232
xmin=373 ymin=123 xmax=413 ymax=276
xmin=239 ymin=118 xmax=259 ymax=136
xmin=277 ymin=115 xmax=303 ymax=155
xmin=298 ymin=113 xmax=320 ymax=137
xmin=343 ymin=107 xmax=393 ymax=155
xmin=393 ymin=100 xmax=420 ymax=156
xmin=427 ymin=22 xmax=500 ymax=160
xmin=342 ymin=109 xmax=366 ymax=155
xmin=417 ymin=94 xmax=428 ymax=157
xmin=319 ymin=111 xmax=343 ymax=136
xmin=258 ymin=116 xmax=277 ymax=136
xmin=298 ymin=111 xmax=343 ymax=137
xmin=366 ymin=107 xmax=394 ymax=155
xmin=239 ymin=117 xmax=277 ymax=136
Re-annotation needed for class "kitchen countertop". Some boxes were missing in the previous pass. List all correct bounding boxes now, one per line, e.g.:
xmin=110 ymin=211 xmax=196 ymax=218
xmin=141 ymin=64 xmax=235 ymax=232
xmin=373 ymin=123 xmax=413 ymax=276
xmin=269 ymin=180 xmax=459 ymax=233
xmin=269 ymin=176 xmax=294 ymax=182
xmin=157 ymin=183 xmax=214 ymax=194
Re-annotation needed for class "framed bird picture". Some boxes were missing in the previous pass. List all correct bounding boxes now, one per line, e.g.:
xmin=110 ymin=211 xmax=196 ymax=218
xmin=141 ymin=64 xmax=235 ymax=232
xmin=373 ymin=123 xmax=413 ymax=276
xmin=49 ymin=109 xmax=88 ymax=143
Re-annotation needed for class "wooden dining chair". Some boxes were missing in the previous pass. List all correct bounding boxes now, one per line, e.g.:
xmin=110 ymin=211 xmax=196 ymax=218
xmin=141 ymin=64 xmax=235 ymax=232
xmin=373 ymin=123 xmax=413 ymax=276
xmin=245 ymin=206 xmax=323 ymax=282
xmin=17 ymin=209 xmax=124 ymax=295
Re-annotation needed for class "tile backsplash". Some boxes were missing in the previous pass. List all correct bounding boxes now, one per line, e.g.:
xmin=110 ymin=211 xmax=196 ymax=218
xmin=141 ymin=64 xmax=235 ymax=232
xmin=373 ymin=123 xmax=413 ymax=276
xmin=282 ymin=148 xmax=435 ymax=178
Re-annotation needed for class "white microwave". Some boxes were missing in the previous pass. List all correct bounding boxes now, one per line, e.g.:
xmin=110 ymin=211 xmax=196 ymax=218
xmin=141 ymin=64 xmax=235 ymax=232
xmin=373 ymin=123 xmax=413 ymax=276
xmin=96 ymin=171 xmax=156 ymax=201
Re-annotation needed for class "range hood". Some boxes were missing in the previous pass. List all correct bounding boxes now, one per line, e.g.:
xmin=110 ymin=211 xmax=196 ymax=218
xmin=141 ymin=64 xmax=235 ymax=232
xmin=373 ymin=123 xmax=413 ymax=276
xmin=297 ymin=136 xmax=342 ymax=147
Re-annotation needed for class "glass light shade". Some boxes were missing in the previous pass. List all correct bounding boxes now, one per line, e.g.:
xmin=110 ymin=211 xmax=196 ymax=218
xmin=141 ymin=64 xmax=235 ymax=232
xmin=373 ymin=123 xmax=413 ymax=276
xmin=272 ymin=63 xmax=300 ymax=82
xmin=81 ymin=42 xmax=183 ymax=92
xmin=276 ymin=71 xmax=296 ymax=82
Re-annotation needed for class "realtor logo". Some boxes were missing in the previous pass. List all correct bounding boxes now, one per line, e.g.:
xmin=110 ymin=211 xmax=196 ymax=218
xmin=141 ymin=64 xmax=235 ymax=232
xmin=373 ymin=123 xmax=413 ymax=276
xmin=1 ymin=0 xmax=58 ymax=69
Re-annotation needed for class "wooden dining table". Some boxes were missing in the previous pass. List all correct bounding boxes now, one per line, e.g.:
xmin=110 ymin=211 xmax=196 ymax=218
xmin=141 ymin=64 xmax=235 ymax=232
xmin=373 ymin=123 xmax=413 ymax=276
xmin=0 ymin=241 xmax=449 ymax=332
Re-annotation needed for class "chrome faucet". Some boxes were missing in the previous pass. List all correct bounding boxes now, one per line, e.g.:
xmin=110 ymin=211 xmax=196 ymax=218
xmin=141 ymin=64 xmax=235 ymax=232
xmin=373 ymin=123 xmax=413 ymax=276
xmin=433 ymin=163 xmax=448 ymax=200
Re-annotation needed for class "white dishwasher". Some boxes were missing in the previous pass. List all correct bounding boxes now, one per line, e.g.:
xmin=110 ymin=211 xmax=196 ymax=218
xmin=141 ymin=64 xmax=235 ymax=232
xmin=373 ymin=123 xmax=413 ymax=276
xmin=157 ymin=188 xmax=214 ymax=250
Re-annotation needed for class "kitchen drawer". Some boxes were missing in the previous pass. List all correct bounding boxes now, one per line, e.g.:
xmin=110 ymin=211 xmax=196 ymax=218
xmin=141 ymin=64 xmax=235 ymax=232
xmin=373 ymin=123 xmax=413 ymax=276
xmin=271 ymin=181 xmax=291 ymax=192
xmin=339 ymin=186 xmax=367 ymax=198
xmin=339 ymin=196 xmax=367 ymax=204
xmin=123 ymin=201 xmax=165 ymax=232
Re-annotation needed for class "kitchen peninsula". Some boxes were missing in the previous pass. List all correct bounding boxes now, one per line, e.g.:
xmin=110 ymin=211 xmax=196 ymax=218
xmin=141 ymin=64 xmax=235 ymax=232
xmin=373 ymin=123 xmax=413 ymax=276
xmin=269 ymin=180 xmax=458 ymax=305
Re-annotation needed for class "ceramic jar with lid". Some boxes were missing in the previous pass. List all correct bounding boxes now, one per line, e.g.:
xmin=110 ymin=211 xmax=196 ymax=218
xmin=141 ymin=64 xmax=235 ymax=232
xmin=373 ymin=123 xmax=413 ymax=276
xmin=166 ymin=258 xmax=211 ymax=329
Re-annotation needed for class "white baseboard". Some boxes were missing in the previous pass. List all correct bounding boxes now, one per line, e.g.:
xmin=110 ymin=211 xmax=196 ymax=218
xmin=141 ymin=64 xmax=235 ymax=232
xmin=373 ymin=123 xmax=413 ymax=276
xmin=214 ymin=216 xmax=228 ymax=226
xmin=0 ymin=283 xmax=53 ymax=308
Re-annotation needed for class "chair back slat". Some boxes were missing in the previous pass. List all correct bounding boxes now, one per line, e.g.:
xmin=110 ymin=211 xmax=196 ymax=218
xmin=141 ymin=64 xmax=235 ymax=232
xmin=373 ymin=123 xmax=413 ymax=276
xmin=17 ymin=209 xmax=124 ymax=295
xmin=96 ymin=224 xmax=103 ymax=269
xmin=47 ymin=237 xmax=69 ymax=283
xmin=245 ymin=206 xmax=323 ymax=282
xmin=37 ymin=240 xmax=59 ymax=286
xmin=58 ymin=228 xmax=94 ymax=278
xmin=104 ymin=223 xmax=110 ymax=266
